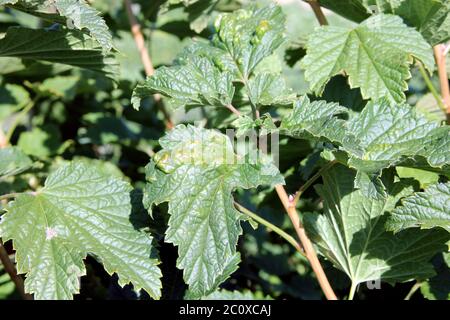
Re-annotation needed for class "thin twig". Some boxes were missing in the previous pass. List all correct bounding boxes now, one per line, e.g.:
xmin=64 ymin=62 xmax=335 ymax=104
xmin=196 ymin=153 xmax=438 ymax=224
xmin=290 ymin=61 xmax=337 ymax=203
xmin=418 ymin=62 xmax=447 ymax=113
xmin=434 ymin=44 xmax=450 ymax=122
xmin=124 ymin=0 xmax=174 ymax=129
xmin=234 ymin=201 xmax=305 ymax=255
xmin=0 ymin=239 xmax=32 ymax=300
xmin=292 ymin=160 xmax=336 ymax=206
xmin=305 ymin=0 xmax=328 ymax=26
xmin=275 ymin=184 xmax=338 ymax=300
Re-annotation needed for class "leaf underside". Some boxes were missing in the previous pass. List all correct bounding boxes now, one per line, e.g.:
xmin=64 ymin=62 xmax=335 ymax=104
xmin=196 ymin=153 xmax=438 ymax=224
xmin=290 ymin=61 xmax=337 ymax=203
xmin=304 ymin=165 xmax=450 ymax=286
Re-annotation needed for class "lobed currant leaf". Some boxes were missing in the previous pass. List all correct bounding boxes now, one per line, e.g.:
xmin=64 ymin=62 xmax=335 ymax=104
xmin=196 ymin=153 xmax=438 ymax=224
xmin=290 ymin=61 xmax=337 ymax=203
xmin=301 ymin=14 xmax=434 ymax=103
xmin=0 ymin=161 xmax=162 ymax=300
xmin=319 ymin=0 xmax=450 ymax=46
xmin=144 ymin=125 xmax=284 ymax=298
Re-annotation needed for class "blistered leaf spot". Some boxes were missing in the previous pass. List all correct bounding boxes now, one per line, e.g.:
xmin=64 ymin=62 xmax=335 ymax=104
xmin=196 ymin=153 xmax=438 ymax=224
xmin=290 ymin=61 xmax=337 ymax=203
xmin=256 ymin=20 xmax=270 ymax=38
xmin=45 ymin=227 xmax=58 ymax=240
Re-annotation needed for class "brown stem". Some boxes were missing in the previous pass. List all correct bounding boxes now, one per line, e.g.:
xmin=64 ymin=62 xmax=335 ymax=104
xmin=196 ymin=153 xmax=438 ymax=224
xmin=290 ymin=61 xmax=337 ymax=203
xmin=221 ymin=99 xmax=337 ymax=299
xmin=305 ymin=0 xmax=329 ymax=26
xmin=275 ymin=185 xmax=338 ymax=300
xmin=0 ymin=239 xmax=32 ymax=300
xmin=124 ymin=0 xmax=174 ymax=129
xmin=434 ymin=44 xmax=450 ymax=123
xmin=226 ymin=104 xmax=241 ymax=116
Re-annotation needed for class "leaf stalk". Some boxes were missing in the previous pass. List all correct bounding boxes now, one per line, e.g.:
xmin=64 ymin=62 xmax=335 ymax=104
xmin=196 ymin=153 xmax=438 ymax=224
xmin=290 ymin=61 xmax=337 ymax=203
xmin=234 ymin=201 xmax=305 ymax=256
xmin=417 ymin=62 xmax=446 ymax=114
xmin=305 ymin=0 xmax=329 ymax=26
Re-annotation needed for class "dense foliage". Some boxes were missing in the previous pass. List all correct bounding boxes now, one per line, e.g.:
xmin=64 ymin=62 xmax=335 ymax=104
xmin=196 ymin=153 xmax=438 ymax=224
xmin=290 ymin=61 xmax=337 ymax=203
xmin=0 ymin=0 xmax=449 ymax=300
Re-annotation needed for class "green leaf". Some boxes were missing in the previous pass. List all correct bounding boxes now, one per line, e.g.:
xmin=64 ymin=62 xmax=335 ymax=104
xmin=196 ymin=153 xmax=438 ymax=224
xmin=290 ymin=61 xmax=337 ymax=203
xmin=232 ymin=113 xmax=277 ymax=137
xmin=369 ymin=0 xmax=450 ymax=46
xmin=52 ymin=0 xmax=113 ymax=52
xmin=17 ymin=125 xmax=63 ymax=158
xmin=420 ymin=1 xmax=450 ymax=46
xmin=344 ymin=98 xmax=447 ymax=172
xmin=0 ymin=83 xmax=30 ymax=121
xmin=301 ymin=14 xmax=434 ymax=103
xmin=396 ymin=167 xmax=440 ymax=189
xmin=163 ymin=0 xmax=219 ymax=34
xmin=35 ymin=76 xmax=80 ymax=101
xmin=354 ymin=171 xmax=387 ymax=200
xmin=415 ymin=92 xmax=447 ymax=123
xmin=247 ymin=73 xmax=296 ymax=106
xmin=318 ymin=0 xmax=450 ymax=46
xmin=0 ymin=147 xmax=32 ymax=178
xmin=304 ymin=165 xmax=450 ymax=287
xmin=280 ymin=96 xmax=355 ymax=148
xmin=144 ymin=125 xmax=283 ymax=298
xmin=2 ymin=0 xmax=113 ymax=51
xmin=133 ymin=5 xmax=288 ymax=114
xmin=421 ymin=252 xmax=450 ymax=300
xmin=132 ymin=55 xmax=234 ymax=110
xmin=387 ymin=182 xmax=450 ymax=232
xmin=318 ymin=0 xmax=370 ymax=23
xmin=281 ymin=97 xmax=450 ymax=174
xmin=0 ymin=161 xmax=162 ymax=299
xmin=213 ymin=4 xmax=285 ymax=78
xmin=0 ymin=27 xmax=118 ymax=78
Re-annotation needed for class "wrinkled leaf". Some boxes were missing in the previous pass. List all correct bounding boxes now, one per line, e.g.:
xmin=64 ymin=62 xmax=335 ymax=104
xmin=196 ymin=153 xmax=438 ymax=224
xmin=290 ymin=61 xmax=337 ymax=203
xmin=213 ymin=4 xmax=285 ymax=78
xmin=2 ymin=0 xmax=113 ymax=51
xmin=0 ymin=27 xmax=118 ymax=78
xmin=301 ymin=14 xmax=434 ymax=102
xmin=132 ymin=55 xmax=234 ymax=110
xmin=247 ymin=73 xmax=296 ymax=106
xmin=281 ymin=97 xmax=450 ymax=174
xmin=0 ymin=161 xmax=162 ymax=299
xmin=387 ymin=182 xmax=450 ymax=232
xmin=304 ymin=165 xmax=450 ymax=287
xmin=144 ymin=125 xmax=284 ymax=298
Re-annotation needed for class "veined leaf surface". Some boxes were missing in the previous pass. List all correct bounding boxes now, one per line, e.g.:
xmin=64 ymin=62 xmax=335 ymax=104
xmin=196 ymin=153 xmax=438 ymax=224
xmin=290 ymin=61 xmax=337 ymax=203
xmin=0 ymin=161 xmax=162 ymax=300
xmin=144 ymin=125 xmax=284 ymax=298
